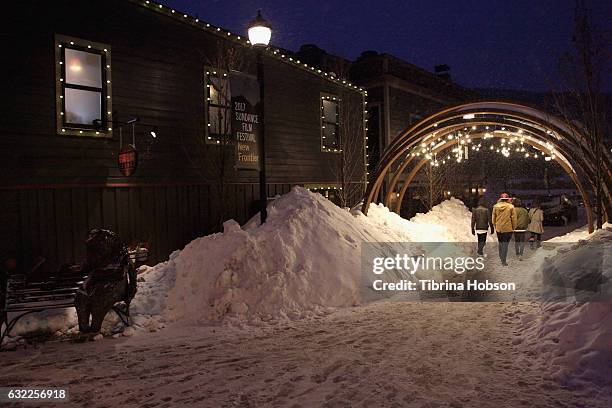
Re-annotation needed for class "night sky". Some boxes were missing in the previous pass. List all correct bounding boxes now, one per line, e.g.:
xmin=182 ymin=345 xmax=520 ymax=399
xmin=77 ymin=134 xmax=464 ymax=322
xmin=166 ymin=0 xmax=611 ymax=92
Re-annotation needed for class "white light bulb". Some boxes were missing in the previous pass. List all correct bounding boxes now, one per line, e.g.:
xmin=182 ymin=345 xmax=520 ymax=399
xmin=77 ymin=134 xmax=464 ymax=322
xmin=248 ymin=21 xmax=272 ymax=47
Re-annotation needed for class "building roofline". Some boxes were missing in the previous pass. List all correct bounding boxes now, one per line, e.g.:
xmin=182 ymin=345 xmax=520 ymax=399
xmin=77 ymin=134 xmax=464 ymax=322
xmin=354 ymin=52 xmax=473 ymax=98
xmin=380 ymin=53 xmax=455 ymax=86
xmin=361 ymin=76 xmax=457 ymax=104
xmin=129 ymin=0 xmax=366 ymax=95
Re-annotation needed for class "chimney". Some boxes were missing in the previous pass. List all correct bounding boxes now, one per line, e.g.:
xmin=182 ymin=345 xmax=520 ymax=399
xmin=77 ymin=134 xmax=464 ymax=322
xmin=434 ymin=64 xmax=451 ymax=81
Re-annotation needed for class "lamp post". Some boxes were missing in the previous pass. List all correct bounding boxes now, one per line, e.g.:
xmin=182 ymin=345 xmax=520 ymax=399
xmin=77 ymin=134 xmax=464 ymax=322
xmin=248 ymin=10 xmax=272 ymax=224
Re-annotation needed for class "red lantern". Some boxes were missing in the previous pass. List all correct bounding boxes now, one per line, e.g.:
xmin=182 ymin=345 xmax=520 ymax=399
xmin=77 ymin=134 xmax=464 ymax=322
xmin=118 ymin=145 xmax=138 ymax=176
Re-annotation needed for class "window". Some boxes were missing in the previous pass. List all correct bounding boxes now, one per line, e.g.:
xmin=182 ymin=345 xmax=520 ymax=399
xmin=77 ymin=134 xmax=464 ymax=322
xmin=55 ymin=35 xmax=112 ymax=136
xmin=205 ymin=70 xmax=231 ymax=144
xmin=320 ymin=94 xmax=341 ymax=152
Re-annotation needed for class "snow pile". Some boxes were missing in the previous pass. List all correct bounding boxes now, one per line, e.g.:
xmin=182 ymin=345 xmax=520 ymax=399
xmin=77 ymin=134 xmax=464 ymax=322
xmin=2 ymin=188 xmax=476 ymax=342
xmin=2 ymin=308 xmax=77 ymax=340
xmin=410 ymin=198 xmax=493 ymax=243
xmin=158 ymin=189 xmax=475 ymax=326
xmin=518 ymin=226 xmax=612 ymax=387
xmin=129 ymin=261 xmax=177 ymax=330
xmin=354 ymin=197 xmax=477 ymax=243
xmin=546 ymin=222 xmax=611 ymax=244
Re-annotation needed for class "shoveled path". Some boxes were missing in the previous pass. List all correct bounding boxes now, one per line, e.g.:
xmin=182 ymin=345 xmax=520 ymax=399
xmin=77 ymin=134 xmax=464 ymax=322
xmin=1 ymin=301 xmax=610 ymax=408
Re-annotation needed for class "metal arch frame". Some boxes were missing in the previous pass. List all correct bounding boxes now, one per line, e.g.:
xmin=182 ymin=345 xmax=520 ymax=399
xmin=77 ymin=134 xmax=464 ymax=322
xmin=370 ymin=103 xmax=611 ymax=203
xmin=374 ymin=112 xmax=610 ymax=207
xmin=391 ymin=133 xmax=593 ymax=232
xmin=382 ymin=120 xmax=575 ymax=206
xmin=362 ymin=101 xmax=612 ymax=234
xmin=383 ymin=119 xmax=585 ymax=206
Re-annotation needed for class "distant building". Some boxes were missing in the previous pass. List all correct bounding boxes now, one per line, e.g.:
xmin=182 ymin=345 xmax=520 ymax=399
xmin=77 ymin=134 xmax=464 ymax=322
xmin=349 ymin=52 xmax=476 ymax=166
xmin=347 ymin=52 xmax=477 ymax=214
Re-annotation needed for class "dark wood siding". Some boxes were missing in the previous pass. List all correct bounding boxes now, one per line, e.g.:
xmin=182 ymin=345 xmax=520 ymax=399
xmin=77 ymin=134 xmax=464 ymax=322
xmin=4 ymin=1 xmax=364 ymax=187
xmin=0 ymin=183 xmax=292 ymax=275
xmin=2 ymin=1 xmax=366 ymax=276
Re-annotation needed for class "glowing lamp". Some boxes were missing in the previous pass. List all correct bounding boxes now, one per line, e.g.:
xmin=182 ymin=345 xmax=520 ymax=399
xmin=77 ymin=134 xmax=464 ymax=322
xmin=247 ymin=11 xmax=272 ymax=47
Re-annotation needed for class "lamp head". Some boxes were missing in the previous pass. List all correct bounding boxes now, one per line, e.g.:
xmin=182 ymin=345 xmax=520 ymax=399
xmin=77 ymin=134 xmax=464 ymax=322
xmin=248 ymin=10 xmax=272 ymax=47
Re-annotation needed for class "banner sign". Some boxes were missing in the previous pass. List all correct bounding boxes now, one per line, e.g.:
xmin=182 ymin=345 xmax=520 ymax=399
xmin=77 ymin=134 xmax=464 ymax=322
xmin=230 ymin=71 xmax=261 ymax=171
xmin=118 ymin=145 xmax=138 ymax=177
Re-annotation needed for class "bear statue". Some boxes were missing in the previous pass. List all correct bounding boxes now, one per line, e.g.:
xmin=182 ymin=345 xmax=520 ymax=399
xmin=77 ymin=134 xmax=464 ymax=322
xmin=74 ymin=229 xmax=137 ymax=335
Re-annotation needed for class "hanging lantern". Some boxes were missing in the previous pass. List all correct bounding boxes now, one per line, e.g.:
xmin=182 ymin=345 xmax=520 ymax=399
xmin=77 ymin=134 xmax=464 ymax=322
xmin=118 ymin=144 xmax=138 ymax=176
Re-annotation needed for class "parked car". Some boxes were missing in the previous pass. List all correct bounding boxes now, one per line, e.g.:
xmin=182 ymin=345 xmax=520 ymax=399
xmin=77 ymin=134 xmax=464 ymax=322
xmin=540 ymin=195 xmax=578 ymax=226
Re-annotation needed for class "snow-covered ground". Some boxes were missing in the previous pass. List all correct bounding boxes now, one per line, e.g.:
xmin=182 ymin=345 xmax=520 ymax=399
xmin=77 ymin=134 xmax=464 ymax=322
xmin=517 ymin=228 xmax=612 ymax=389
xmin=2 ymin=187 xmax=611 ymax=406
xmin=1 ymin=302 xmax=610 ymax=407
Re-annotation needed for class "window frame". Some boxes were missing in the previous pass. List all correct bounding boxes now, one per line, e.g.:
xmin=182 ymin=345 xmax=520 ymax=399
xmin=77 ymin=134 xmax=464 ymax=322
xmin=55 ymin=34 xmax=112 ymax=137
xmin=320 ymin=93 xmax=342 ymax=153
xmin=204 ymin=68 xmax=232 ymax=145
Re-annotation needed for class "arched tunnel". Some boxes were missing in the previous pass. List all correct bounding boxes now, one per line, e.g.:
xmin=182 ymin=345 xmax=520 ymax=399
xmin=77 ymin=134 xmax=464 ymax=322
xmin=363 ymin=102 xmax=612 ymax=233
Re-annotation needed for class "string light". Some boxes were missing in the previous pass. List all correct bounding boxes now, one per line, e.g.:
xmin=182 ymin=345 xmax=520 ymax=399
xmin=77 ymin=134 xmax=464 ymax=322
xmin=140 ymin=1 xmax=366 ymax=95
xmin=405 ymin=125 xmax=559 ymax=167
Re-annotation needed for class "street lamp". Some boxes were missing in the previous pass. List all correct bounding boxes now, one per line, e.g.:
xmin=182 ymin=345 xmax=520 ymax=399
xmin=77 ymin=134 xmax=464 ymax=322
xmin=248 ymin=11 xmax=272 ymax=47
xmin=248 ymin=10 xmax=272 ymax=224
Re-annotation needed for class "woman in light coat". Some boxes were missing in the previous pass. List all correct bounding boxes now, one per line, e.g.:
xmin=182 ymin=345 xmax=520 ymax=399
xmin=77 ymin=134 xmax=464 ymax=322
xmin=528 ymin=200 xmax=544 ymax=249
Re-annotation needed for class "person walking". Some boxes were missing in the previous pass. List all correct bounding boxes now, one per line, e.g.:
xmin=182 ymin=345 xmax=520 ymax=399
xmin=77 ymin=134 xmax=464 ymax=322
xmin=492 ymin=193 xmax=516 ymax=266
xmin=528 ymin=200 xmax=544 ymax=249
xmin=471 ymin=198 xmax=494 ymax=256
xmin=513 ymin=198 xmax=529 ymax=260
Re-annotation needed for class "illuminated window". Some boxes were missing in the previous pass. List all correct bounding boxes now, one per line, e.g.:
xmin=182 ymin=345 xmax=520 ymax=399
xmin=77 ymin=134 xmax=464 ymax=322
xmin=205 ymin=70 xmax=231 ymax=143
xmin=320 ymin=94 xmax=340 ymax=151
xmin=55 ymin=35 xmax=112 ymax=136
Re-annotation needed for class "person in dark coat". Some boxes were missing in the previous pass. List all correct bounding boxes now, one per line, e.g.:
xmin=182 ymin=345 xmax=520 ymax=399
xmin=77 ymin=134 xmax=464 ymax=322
xmin=471 ymin=198 xmax=494 ymax=256
xmin=513 ymin=198 xmax=529 ymax=260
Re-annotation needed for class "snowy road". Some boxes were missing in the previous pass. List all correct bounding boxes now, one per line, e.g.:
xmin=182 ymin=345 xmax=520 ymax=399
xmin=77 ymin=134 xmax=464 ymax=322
xmin=1 ymin=301 xmax=610 ymax=408
xmin=1 ymin=193 xmax=608 ymax=407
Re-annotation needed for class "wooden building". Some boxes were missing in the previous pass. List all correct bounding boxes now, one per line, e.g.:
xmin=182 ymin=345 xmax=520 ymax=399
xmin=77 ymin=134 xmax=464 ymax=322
xmin=2 ymin=0 xmax=366 ymax=276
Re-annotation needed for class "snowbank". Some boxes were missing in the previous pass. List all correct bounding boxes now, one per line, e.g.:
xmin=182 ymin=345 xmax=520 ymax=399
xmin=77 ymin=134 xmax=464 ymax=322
xmin=546 ymin=222 xmax=611 ymax=244
xmin=373 ymin=200 xmax=481 ymax=241
xmin=2 ymin=188 xmax=475 ymax=343
xmin=518 ymin=226 xmax=612 ymax=387
xmin=158 ymin=188 xmax=476 ymax=325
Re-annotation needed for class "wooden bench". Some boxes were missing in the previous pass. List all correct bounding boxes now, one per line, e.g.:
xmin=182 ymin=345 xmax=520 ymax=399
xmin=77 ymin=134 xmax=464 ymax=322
xmin=1 ymin=265 xmax=130 ymax=348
